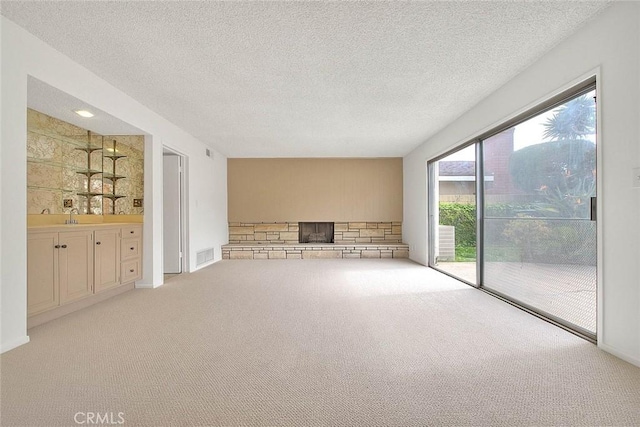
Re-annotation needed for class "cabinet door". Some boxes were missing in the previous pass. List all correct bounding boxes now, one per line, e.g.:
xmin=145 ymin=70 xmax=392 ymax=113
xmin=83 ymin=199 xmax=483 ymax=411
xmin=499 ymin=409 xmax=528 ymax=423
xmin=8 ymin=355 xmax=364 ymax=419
xmin=27 ymin=232 xmax=59 ymax=316
xmin=94 ymin=228 xmax=121 ymax=293
xmin=59 ymin=230 xmax=94 ymax=304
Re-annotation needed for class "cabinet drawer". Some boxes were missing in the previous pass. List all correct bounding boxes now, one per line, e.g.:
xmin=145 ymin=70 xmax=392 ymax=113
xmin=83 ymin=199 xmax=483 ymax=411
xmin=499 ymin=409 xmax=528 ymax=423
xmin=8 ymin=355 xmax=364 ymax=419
xmin=121 ymin=238 xmax=141 ymax=261
xmin=121 ymin=259 xmax=141 ymax=283
xmin=122 ymin=225 xmax=142 ymax=238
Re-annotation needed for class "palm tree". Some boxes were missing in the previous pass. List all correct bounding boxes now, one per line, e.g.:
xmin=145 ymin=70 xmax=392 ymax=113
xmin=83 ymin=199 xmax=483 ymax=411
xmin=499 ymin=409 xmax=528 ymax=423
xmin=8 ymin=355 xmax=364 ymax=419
xmin=542 ymin=95 xmax=595 ymax=140
xmin=509 ymin=93 xmax=596 ymax=218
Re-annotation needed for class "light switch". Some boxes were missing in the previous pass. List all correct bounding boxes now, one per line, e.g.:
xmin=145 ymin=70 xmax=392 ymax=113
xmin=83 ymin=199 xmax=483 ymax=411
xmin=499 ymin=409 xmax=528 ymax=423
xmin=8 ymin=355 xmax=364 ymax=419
xmin=634 ymin=167 xmax=640 ymax=188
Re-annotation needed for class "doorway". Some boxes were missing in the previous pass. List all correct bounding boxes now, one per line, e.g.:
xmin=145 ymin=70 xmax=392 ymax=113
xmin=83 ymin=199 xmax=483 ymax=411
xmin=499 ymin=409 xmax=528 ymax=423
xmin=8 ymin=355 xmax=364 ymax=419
xmin=429 ymin=82 xmax=598 ymax=339
xmin=163 ymin=148 xmax=186 ymax=280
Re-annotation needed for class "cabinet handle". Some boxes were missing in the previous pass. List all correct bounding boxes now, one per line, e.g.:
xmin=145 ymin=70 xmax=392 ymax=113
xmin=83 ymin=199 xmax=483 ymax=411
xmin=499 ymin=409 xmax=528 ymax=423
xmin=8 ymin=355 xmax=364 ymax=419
xmin=130 ymin=247 xmax=134 ymax=250
xmin=96 ymin=241 xmax=101 ymax=245
xmin=54 ymin=245 xmax=60 ymax=249
xmin=129 ymin=269 xmax=134 ymax=273
xmin=130 ymin=231 xmax=134 ymax=234
xmin=61 ymin=244 xmax=67 ymax=248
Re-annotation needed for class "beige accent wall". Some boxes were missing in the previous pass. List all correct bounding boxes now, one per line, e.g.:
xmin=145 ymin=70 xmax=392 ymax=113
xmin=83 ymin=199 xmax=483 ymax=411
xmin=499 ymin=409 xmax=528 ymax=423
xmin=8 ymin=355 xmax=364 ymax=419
xmin=228 ymin=158 xmax=403 ymax=222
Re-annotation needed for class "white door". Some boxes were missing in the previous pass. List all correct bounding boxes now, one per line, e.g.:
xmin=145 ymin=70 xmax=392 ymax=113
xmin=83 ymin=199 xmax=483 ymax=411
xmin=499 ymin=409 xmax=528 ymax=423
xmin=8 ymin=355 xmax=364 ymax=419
xmin=163 ymin=154 xmax=182 ymax=273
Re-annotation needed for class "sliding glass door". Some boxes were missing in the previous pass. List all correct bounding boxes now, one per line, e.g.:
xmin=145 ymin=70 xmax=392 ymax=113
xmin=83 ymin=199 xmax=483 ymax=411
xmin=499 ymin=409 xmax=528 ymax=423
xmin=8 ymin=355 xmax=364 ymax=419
xmin=428 ymin=144 xmax=477 ymax=285
xmin=429 ymin=84 xmax=597 ymax=338
xmin=483 ymin=90 xmax=597 ymax=335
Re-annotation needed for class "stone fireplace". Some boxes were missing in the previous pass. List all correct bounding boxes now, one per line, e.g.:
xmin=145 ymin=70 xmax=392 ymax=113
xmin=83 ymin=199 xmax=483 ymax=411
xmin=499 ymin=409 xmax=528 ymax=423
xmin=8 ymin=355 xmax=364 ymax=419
xmin=299 ymin=222 xmax=334 ymax=243
xmin=224 ymin=221 xmax=408 ymax=259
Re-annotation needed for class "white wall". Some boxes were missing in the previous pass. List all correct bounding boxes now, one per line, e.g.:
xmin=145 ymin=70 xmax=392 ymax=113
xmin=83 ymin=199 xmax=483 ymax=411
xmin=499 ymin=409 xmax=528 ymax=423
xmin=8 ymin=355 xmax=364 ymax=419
xmin=0 ymin=17 xmax=228 ymax=352
xmin=404 ymin=3 xmax=640 ymax=366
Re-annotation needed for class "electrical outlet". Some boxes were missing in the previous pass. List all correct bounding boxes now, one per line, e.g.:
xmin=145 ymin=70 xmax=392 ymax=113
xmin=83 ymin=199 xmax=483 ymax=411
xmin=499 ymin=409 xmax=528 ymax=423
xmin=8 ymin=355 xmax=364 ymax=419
xmin=634 ymin=167 xmax=640 ymax=188
xmin=133 ymin=198 xmax=143 ymax=207
xmin=63 ymin=199 xmax=73 ymax=208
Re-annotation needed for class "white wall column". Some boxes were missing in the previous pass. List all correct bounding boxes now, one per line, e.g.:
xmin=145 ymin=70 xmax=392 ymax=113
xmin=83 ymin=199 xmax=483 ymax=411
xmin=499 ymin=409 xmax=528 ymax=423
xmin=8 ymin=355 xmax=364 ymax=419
xmin=0 ymin=37 xmax=29 ymax=352
xmin=139 ymin=135 xmax=164 ymax=288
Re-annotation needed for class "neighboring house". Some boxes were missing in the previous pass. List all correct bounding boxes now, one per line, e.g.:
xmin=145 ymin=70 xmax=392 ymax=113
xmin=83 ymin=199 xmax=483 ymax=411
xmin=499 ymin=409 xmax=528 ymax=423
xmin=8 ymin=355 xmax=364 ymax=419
xmin=438 ymin=160 xmax=477 ymax=198
xmin=438 ymin=129 xmax=521 ymax=203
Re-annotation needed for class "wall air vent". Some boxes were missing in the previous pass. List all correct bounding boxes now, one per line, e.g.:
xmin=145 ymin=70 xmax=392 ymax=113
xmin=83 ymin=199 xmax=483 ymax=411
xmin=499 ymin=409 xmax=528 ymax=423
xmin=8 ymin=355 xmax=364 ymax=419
xmin=196 ymin=248 xmax=214 ymax=266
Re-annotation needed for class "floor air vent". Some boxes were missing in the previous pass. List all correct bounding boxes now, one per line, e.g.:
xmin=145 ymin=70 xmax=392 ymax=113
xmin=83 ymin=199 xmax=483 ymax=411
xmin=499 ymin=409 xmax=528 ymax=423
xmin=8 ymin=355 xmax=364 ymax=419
xmin=196 ymin=248 xmax=214 ymax=266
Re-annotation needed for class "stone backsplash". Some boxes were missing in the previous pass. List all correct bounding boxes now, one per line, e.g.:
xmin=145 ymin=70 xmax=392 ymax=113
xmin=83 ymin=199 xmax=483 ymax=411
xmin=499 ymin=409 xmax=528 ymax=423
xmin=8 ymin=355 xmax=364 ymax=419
xmin=228 ymin=222 xmax=403 ymax=244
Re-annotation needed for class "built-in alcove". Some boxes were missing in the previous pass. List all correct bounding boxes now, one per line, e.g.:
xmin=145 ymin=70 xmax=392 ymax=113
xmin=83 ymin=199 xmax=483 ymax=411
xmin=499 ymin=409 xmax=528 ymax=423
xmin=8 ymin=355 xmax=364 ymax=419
xmin=299 ymin=222 xmax=334 ymax=243
xmin=26 ymin=108 xmax=144 ymax=216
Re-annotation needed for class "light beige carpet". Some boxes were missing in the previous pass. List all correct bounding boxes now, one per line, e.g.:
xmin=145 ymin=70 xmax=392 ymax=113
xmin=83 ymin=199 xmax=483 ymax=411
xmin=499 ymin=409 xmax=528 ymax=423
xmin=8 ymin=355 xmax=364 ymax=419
xmin=2 ymin=259 xmax=640 ymax=426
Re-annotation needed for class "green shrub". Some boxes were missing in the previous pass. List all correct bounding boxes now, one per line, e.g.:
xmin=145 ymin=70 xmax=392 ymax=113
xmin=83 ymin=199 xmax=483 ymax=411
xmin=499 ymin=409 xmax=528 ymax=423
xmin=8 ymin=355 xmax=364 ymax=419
xmin=439 ymin=203 xmax=476 ymax=247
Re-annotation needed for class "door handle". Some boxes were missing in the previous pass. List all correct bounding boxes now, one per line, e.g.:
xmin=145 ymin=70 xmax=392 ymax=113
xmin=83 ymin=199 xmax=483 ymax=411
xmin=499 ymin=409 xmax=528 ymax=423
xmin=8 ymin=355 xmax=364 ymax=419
xmin=590 ymin=197 xmax=597 ymax=221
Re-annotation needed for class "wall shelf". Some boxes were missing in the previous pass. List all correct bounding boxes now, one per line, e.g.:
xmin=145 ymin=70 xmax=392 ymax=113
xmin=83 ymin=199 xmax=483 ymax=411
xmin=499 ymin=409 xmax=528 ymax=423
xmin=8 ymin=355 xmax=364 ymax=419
xmin=76 ymin=191 xmax=104 ymax=198
xmin=103 ymin=140 xmax=128 ymax=214
xmin=28 ymin=184 xmax=75 ymax=193
xmin=103 ymin=154 xmax=127 ymax=160
xmin=74 ymin=146 xmax=103 ymax=154
xmin=101 ymin=172 xmax=127 ymax=182
xmin=28 ymin=127 xmax=99 ymax=149
xmin=75 ymin=169 xmax=103 ymax=178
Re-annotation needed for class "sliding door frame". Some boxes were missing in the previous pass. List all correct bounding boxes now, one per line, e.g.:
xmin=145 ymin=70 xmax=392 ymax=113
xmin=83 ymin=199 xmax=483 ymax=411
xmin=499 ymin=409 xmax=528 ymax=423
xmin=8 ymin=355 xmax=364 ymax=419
xmin=428 ymin=76 xmax=599 ymax=341
xmin=474 ymin=140 xmax=484 ymax=287
xmin=427 ymin=140 xmax=479 ymax=288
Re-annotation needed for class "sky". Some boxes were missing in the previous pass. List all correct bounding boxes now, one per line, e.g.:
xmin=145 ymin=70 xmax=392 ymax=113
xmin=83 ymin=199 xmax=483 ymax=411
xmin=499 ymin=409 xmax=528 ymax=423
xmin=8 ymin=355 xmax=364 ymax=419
xmin=443 ymin=89 xmax=596 ymax=162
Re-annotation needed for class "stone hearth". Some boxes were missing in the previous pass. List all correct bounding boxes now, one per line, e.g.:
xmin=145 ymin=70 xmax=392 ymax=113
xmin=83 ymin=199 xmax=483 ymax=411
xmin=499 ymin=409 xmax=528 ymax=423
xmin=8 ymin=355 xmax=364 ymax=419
xmin=225 ymin=221 xmax=407 ymax=260
xmin=222 ymin=243 xmax=409 ymax=260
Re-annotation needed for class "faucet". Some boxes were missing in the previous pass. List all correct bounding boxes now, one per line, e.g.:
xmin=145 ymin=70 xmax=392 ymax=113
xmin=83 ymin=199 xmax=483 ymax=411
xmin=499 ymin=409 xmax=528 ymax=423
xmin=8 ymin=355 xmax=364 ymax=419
xmin=40 ymin=208 xmax=50 ymax=214
xmin=66 ymin=208 xmax=79 ymax=224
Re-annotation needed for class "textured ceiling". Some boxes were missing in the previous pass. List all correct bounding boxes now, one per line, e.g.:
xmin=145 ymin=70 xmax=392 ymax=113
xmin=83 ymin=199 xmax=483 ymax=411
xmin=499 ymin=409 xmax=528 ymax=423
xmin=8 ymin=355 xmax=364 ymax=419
xmin=2 ymin=1 xmax=609 ymax=157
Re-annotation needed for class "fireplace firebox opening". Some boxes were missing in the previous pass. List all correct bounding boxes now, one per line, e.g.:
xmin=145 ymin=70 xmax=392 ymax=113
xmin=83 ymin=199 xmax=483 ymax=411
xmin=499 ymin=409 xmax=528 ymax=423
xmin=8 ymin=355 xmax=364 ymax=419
xmin=299 ymin=222 xmax=334 ymax=243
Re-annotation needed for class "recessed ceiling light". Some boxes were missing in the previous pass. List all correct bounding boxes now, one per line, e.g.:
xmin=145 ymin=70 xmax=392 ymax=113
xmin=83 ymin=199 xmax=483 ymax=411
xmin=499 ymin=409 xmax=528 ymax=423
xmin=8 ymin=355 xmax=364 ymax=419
xmin=74 ymin=109 xmax=94 ymax=118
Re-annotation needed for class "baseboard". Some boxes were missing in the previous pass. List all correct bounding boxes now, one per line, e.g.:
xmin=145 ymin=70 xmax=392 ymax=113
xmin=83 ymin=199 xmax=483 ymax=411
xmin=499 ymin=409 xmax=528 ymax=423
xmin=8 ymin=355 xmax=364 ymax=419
xmin=28 ymin=282 xmax=135 ymax=329
xmin=135 ymin=278 xmax=164 ymax=289
xmin=599 ymin=343 xmax=640 ymax=368
xmin=1 ymin=335 xmax=30 ymax=354
xmin=134 ymin=283 xmax=158 ymax=288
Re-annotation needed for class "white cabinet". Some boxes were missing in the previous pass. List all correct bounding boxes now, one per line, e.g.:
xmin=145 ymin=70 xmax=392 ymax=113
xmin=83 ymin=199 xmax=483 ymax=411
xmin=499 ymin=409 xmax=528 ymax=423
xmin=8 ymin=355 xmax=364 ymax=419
xmin=59 ymin=230 xmax=94 ymax=304
xmin=28 ymin=230 xmax=94 ymax=315
xmin=120 ymin=225 xmax=142 ymax=282
xmin=27 ymin=232 xmax=60 ymax=316
xmin=27 ymin=223 xmax=142 ymax=319
xmin=94 ymin=228 xmax=121 ymax=293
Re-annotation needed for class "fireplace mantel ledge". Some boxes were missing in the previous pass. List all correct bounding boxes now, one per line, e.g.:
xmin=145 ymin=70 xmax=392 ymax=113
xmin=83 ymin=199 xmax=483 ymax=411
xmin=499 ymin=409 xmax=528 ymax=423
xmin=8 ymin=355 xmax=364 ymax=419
xmin=223 ymin=243 xmax=407 ymax=248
